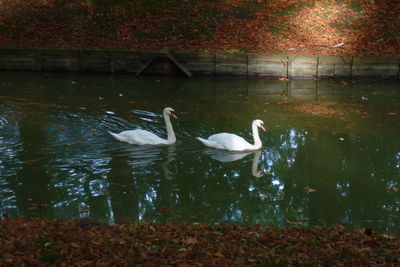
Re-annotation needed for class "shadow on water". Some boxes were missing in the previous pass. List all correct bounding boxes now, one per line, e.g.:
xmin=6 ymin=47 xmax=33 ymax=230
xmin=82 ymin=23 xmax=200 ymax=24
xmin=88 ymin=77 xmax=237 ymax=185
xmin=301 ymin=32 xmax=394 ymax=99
xmin=0 ymin=72 xmax=400 ymax=232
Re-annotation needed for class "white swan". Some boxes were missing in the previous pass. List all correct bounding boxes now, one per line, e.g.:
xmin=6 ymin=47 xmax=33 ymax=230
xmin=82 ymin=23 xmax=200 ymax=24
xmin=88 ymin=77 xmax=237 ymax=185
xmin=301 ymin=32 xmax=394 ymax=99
xmin=108 ymin=107 xmax=177 ymax=145
xmin=196 ymin=119 xmax=266 ymax=151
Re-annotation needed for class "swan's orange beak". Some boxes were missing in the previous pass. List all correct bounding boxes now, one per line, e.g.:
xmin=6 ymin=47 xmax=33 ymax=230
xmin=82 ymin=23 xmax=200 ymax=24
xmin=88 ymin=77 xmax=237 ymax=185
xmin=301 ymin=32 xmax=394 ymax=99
xmin=171 ymin=111 xmax=178 ymax=119
xmin=260 ymin=124 xmax=266 ymax=132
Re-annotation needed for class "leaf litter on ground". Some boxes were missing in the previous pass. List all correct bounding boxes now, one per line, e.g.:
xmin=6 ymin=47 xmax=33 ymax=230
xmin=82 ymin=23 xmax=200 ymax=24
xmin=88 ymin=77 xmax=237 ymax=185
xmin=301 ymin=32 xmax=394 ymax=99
xmin=1 ymin=217 xmax=399 ymax=265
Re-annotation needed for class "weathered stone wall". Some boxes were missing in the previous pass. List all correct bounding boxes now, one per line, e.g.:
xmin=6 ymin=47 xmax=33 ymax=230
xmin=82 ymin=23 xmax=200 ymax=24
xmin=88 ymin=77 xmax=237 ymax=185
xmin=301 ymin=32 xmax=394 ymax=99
xmin=0 ymin=48 xmax=399 ymax=80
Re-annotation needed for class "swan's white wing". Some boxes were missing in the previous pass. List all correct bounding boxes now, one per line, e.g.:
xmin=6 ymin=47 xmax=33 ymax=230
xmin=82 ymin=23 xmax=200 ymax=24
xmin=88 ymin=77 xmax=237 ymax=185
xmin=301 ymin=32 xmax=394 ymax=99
xmin=199 ymin=133 xmax=253 ymax=151
xmin=196 ymin=136 xmax=225 ymax=150
xmin=110 ymin=129 xmax=168 ymax=145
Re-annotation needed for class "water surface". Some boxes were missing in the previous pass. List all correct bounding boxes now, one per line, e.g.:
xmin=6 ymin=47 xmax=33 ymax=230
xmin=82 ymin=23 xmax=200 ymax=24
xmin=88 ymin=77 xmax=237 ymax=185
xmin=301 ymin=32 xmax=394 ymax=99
xmin=1 ymin=72 xmax=399 ymax=233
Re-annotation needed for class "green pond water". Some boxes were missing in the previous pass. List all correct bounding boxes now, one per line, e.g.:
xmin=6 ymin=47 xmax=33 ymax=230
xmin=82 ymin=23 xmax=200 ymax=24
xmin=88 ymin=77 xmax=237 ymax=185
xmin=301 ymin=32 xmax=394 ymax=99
xmin=0 ymin=72 xmax=399 ymax=233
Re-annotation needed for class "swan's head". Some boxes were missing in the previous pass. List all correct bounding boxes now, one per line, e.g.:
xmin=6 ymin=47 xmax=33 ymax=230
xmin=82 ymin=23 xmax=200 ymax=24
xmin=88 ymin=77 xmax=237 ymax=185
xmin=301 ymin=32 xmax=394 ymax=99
xmin=164 ymin=107 xmax=178 ymax=119
xmin=254 ymin=119 xmax=266 ymax=132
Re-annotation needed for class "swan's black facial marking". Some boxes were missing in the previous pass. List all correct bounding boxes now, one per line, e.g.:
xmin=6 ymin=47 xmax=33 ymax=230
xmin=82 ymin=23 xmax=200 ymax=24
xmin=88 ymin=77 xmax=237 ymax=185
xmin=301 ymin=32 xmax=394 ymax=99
xmin=170 ymin=110 xmax=178 ymax=119
xmin=259 ymin=122 xmax=266 ymax=132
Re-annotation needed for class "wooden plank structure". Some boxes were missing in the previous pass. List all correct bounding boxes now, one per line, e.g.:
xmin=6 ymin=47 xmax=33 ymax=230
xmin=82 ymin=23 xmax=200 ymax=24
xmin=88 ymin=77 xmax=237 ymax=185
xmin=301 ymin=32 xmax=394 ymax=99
xmin=41 ymin=49 xmax=80 ymax=72
xmin=289 ymin=55 xmax=318 ymax=79
xmin=174 ymin=52 xmax=215 ymax=75
xmin=215 ymin=53 xmax=247 ymax=76
xmin=135 ymin=48 xmax=192 ymax=78
xmin=318 ymin=56 xmax=352 ymax=79
xmin=248 ymin=55 xmax=288 ymax=77
xmin=0 ymin=48 xmax=399 ymax=80
xmin=352 ymin=56 xmax=399 ymax=79
xmin=0 ymin=49 xmax=41 ymax=71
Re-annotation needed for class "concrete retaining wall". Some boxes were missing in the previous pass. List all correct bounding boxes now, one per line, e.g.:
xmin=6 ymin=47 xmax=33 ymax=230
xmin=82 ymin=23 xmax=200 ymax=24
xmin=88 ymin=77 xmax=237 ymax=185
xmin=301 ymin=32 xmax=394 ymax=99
xmin=0 ymin=48 xmax=399 ymax=80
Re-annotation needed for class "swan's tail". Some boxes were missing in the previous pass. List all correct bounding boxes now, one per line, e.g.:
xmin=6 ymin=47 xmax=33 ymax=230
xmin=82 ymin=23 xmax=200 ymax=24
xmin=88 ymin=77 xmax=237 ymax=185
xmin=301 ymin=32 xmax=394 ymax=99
xmin=196 ymin=136 xmax=215 ymax=148
xmin=196 ymin=136 xmax=206 ymax=143
xmin=108 ymin=131 xmax=123 ymax=142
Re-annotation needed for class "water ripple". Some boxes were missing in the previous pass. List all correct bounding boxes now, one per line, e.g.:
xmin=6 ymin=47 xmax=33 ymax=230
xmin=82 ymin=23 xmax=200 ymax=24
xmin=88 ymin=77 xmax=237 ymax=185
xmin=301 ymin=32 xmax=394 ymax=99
xmin=0 ymin=116 xmax=7 ymax=129
xmin=130 ymin=109 xmax=160 ymax=118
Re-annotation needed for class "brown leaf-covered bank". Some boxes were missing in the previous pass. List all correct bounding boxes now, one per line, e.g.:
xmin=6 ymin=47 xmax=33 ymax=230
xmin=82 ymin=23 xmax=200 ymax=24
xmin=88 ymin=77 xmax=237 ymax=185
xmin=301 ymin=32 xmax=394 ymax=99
xmin=0 ymin=0 xmax=399 ymax=56
xmin=1 ymin=218 xmax=399 ymax=266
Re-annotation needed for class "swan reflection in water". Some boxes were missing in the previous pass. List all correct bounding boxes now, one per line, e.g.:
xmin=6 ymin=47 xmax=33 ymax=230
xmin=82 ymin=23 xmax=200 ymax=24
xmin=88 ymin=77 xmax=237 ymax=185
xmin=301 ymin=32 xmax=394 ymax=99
xmin=162 ymin=146 xmax=179 ymax=180
xmin=203 ymin=149 xmax=264 ymax=177
xmin=113 ymin=145 xmax=178 ymax=180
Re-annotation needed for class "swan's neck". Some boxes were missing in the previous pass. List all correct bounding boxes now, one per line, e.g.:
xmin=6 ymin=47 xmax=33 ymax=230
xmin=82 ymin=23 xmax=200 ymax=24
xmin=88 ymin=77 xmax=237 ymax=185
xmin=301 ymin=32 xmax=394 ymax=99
xmin=164 ymin=114 xmax=176 ymax=144
xmin=251 ymin=121 xmax=262 ymax=149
